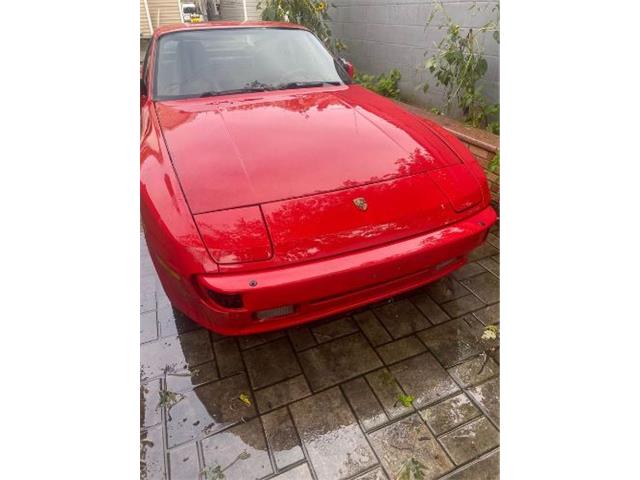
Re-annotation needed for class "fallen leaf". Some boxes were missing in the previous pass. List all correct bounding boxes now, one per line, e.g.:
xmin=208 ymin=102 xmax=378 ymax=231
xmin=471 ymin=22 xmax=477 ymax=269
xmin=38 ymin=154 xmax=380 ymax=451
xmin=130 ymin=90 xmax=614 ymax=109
xmin=239 ymin=393 xmax=251 ymax=406
xmin=481 ymin=324 xmax=499 ymax=341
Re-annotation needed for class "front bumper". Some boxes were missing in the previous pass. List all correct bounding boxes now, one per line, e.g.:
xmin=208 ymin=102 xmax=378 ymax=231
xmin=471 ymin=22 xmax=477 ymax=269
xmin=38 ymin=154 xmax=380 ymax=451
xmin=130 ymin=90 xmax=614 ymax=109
xmin=189 ymin=206 xmax=496 ymax=335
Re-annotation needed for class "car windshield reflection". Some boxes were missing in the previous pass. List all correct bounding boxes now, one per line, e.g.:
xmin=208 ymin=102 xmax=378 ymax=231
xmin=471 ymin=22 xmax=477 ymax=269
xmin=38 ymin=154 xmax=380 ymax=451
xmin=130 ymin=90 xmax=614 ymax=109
xmin=154 ymin=28 xmax=350 ymax=100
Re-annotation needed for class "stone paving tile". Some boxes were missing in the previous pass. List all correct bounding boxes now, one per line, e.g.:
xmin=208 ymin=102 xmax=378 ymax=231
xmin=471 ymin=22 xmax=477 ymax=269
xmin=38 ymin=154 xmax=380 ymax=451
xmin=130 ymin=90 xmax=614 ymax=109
xmin=418 ymin=317 xmax=485 ymax=367
xmin=141 ymin=379 xmax=162 ymax=429
xmin=341 ymin=377 xmax=388 ymax=431
xmin=298 ymin=333 xmax=382 ymax=391
xmin=168 ymin=441 xmax=199 ymax=480
xmin=156 ymin=304 xmax=202 ymax=338
xmin=272 ymin=463 xmax=313 ymax=480
xmin=452 ymin=262 xmax=487 ymax=280
xmin=389 ymin=353 xmax=459 ymax=409
xmin=238 ymin=331 xmax=286 ymax=350
xmin=140 ymin=230 xmax=500 ymax=480
xmin=154 ymin=275 xmax=170 ymax=299
xmin=140 ymin=311 xmax=158 ymax=344
xmin=472 ymin=304 xmax=500 ymax=326
xmin=243 ymin=338 xmax=301 ymax=390
xmin=467 ymin=242 xmax=499 ymax=262
xmin=444 ymin=450 xmax=499 ymax=480
xmin=486 ymin=233 xmax=500 ymax=249
xmin=425 ymin=277 xmax=470 ymax=304
xmin=254 ymin=375 xmax=311 ymax=414
xmin=373 ymin=299 xmax=431 ymax=339
xmin=468 ymin=377 xmax=500 ymax=425
xmin=140 ymin=330 xmax=214 ymax=381
xmin=354 ymin=310 xmax=392 ymax=346
xmin=353 ymin=467 xmax=389 ymax=479
xmin=410 ymin=293 xmax=450 ymax=325
xmin=490 ymin=347 xmax=500 ymax=364
xmin=369 ymin=414 xmax=453 ymax=480
xmin=290 ymin=387 xmax=377 ymax=480
xmin=166 ymin=360 xmax=219 ymax=393
xmin=441 ymin=294 xmax=485 ymax=318
xmin=140 ymin=253 xmax=156 ymax=272
xmin=140 ymin=294 xmax=156 ymax=315
xmin=439 ymin=417 xmax=500 ymax=465
xmin=261 ymin=407 xmax=304 ymax=470
xmin=166 ymin=373 xmax=256 ymax=447
xmin=376 ymin=335 xmax=426 ymax=365
xmin=201 ymin=417 xmax=273 ymax=480
xmin=448 ymin=355 xmax=499 ymax=387
xmin=311 ymin=316 xmax=359 ymax=343
xmin=419 ymin=393 xmax=480 ymax=435
xmin=286 ymin=326 xmax=317 ymax=351
xmin=459 ymin=272 xmax=500 ymax=304
xmin=478 ymin=257 xmax=499 ymax=277
xmin=140 ymin=277 xmax=156 ymax=314
xmin=213 ymin=338 xmax=244 ymax=378
xmin=365 ymin=368 xmax=413 ymax=419
xmin=140 ymin=426 xmax=164 ymax=480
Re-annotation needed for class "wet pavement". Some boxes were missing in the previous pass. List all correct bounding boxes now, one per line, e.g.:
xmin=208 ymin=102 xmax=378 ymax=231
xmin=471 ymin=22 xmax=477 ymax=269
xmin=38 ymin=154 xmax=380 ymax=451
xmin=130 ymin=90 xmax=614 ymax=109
xmin=140 ymin=227 xmax=500 ymax=480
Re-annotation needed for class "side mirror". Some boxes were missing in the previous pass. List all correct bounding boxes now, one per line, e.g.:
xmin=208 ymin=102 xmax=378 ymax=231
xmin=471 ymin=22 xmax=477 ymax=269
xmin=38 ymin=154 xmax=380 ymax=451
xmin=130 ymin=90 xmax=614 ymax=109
xmin=339 ymin=58 xmax=355 ymax=79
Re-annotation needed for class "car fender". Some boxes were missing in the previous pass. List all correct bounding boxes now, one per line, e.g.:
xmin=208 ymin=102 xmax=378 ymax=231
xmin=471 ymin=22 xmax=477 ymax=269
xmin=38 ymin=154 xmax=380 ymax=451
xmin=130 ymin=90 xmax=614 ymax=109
xmin=140 ymin=101 xmax=218 ymax=277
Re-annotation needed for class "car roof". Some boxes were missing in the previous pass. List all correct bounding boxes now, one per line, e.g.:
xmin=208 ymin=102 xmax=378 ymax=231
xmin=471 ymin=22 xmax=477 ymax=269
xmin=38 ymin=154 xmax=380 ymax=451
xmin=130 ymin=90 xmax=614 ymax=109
xmin=153 ymin=21 xmax=309 ymax=38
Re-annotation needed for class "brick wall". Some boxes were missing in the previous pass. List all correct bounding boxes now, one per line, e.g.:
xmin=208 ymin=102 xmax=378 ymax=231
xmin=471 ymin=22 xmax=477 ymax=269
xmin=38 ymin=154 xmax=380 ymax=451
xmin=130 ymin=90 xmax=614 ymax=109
xmin=396 ymin=100 xmax=500 ymax=207
xmin=329 ymin=0 xmax=499 ymax=112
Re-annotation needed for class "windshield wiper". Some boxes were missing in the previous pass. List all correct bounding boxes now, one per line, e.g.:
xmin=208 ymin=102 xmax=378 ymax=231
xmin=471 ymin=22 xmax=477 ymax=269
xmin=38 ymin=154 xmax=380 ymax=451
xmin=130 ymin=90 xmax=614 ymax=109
xmin=200 ymin=86 xmax=274 ymax=98
xmin=199 ymin=81 xmax=341 ymax=98
xmin=277 ymin=81 xmax=342 ymax=90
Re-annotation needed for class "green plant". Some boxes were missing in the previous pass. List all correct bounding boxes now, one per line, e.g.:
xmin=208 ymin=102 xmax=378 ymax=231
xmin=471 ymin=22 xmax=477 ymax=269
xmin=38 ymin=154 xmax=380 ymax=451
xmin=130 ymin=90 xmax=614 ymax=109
xmin=258 ymin=0 xmax=346 ymax=52
xmin=396 ymin=393 xmax=415 ymax=407
xmin=354 ymin=69 xmax=402 ymax=99
xmin=488 ymin=150 xmax=500 ymax=173
xmin=156 ymin=389 xmax=184 ymax=421
xmin=423 ymin=1 xmax=499 ymax=131
xmin=156 ymin=389 xmax=183 ymax=411
xmin=397 ymin=457 xmax=427 ymax=480
xmin=201 ymin=451 xmax=251 ymax=480
xmin=486 ymin=104 xmax=500 ymax=134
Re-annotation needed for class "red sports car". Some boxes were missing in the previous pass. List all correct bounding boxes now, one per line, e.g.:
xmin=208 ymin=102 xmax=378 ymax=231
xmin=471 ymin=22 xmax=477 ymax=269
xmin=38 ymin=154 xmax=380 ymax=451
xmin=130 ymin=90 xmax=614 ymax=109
xmin=140 ymin=21 xmax=496 ymax=335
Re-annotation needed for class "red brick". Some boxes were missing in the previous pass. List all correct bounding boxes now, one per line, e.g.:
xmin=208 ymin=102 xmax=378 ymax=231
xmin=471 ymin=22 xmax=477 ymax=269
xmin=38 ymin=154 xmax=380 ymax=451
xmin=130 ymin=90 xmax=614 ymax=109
xmin=469 ymin=144 xmax=491 ymax=159
xmin=486 ymin=172 xmax=500 ymax=185
xmin=476 ymin=157 xmax=489 ymax=169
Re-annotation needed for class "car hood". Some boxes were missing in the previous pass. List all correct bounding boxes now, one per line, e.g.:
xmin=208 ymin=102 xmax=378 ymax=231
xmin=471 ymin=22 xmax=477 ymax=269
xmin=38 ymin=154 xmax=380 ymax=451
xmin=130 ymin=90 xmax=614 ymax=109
xmin=155 ymin=85 xmax=463 ymax=214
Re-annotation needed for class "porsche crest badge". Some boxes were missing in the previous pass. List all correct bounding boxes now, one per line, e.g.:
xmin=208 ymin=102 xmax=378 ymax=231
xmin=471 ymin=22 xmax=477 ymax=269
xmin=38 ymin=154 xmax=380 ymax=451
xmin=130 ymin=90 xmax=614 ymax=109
xmin=353 ymin=197 xmax=368 ymax=211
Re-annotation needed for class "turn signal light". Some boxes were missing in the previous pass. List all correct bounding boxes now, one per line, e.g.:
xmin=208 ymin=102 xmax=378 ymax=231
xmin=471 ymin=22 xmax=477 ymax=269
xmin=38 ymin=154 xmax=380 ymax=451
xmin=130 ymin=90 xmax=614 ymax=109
xmin=206 ymin=289 xmax=244 ymax=309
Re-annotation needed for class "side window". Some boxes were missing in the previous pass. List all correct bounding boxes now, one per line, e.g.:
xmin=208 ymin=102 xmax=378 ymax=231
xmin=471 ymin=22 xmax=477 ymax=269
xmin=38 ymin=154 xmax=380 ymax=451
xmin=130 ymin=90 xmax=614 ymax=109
xmin=142 ymin=39 xmax=152 ymax=85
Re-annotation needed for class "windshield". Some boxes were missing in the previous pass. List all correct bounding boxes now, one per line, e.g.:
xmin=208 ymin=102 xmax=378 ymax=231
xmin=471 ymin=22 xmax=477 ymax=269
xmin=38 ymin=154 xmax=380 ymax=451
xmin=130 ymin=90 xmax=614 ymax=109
xmin=154 ymin=28 xmax=349 ymax=100
xmin=182 ymin=7 xmax=196 ymax=14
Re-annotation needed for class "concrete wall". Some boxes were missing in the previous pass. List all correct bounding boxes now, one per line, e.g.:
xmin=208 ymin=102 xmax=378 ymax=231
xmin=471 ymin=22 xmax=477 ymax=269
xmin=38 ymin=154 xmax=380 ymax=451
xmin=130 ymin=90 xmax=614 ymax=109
xmin=329 ymin=0 xmax=499 ymax=113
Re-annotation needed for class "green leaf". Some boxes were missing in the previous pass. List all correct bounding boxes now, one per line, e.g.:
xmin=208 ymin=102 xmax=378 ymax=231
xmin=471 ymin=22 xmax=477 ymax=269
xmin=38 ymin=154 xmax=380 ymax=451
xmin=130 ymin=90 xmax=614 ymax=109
xmin=488 ymin=151 xmax=500 ymax=171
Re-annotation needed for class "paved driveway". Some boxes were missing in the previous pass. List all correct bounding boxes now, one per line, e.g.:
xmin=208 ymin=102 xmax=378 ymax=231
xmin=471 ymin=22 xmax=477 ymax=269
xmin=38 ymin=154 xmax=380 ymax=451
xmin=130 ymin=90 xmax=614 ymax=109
xmin=140 ymin=226 xmax=500 ymax=480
